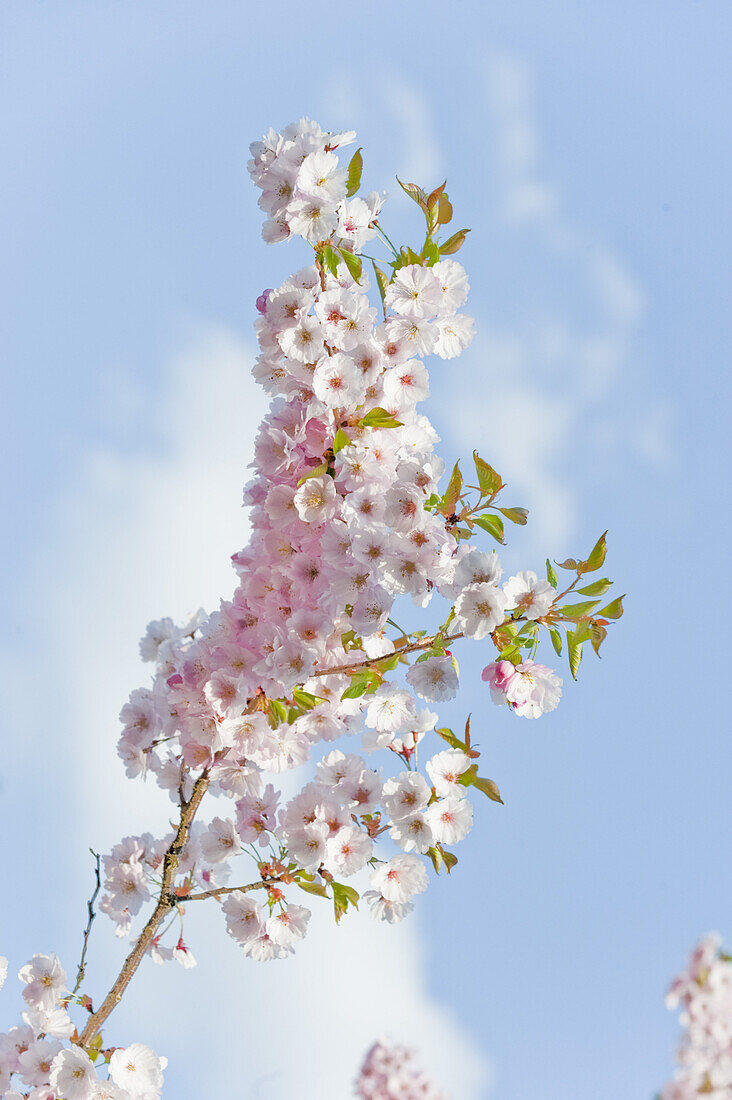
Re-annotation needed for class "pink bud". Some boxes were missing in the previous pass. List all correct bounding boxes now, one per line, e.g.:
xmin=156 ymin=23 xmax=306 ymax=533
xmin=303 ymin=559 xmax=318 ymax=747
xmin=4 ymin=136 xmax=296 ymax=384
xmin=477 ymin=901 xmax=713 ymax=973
xmin=255 ymin=288 xmax=272 ymax=314
xmin=481 ymin=660 xmax=516 ymax=691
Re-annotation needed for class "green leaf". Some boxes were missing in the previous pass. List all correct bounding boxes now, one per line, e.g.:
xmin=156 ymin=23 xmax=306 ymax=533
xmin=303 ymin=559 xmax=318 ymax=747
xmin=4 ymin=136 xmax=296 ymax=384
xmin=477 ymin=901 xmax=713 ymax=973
xmin=555 ymin=557 xmax=579 ymax=570
xmin=373 ymin=262 xmax=389 ymax=309
xmin=335 ymin=882 xmax=359 ymax=905
xmin=474 ymin=776 xmax=504 ymax=804
xmin=566 ymin=630 xmax=583 ymax=680
xmin=87 ymin=1032 xmax=104 ymax=1062
xmin=436 ymin=726 xmax=464 ymax=751
xmin=292 ymin=688 xmax=326 ymax=710
xmin=340 ymin=680 xmax=368 ymax=701
xmin=598 ymin=594 xmax=625 ymax=620
xmin=340 ymin=669 xmax=379 ymax=700
xmin=296 ymin=461 xmax=329 ymax=486
xmin=358 ymin=406 xmax=404 ymax=429
xmin=577 ymin=577 xmax=612 ymax=597
xmin=546 ymin=558 xmax=559 ymax=588
xmin=392 ymin=246 xmax=423 ymax=272
xmin=441 ymin=849 xmax=459 ymax=874
xmin=426 ymin=182 xmax=447 ymax=233
xmin=439 ymin=228 xmax=470 ymax=255
xmin=267 ymin=698 xmax=289 ymax=725
xmin=437 ymin=193 xmax=453 ymax=226
xmin=332 ymin=428 xmax=351 ymax=454
xmin=339 ymin=247 xmax=362 ymax=283
xmin=457 ymin=763 xmax=479 ymax=787
xmin=396 ymin=177 xmax=430 ymax=211
xmin=582 ymin=530 xmax=608 ymax=573
xmin=498 ymin=506 xmax=529 ymax=526
xmin=474 ymin=513 xmax=505 ymax=543
xmin=473 ymin=451 xmax=503 ymax=496
xmin=561 ymin=599 xmax=602 ymax=619
xmin=426 ymin=845 xmax=444 ymax=874
xmin=345 ymin=147 xmax=363 ymax=197
xmin=332 ymin=882 xmax=360 ymax=924
xmin=440 ymin=461 xmax=463 ymax=514
xmin=442 ymin=608 xmax=456 ymax=632
xmin=426 ymin=180 xmax=447 ymax=209
xmin=590 ymin=621 xmax=608 ymax=656
xmin=321 ymin=244 xmax=340 ymax=277
xmin=549 ymin=627 xmax=562 ymax=656
xmin=297 ymin=879 xmax=329 ymax=899
xmin=378 ymin=653 xmax=403 ymax=673
xmin=421 ymin=237 xmax=441 ymax=265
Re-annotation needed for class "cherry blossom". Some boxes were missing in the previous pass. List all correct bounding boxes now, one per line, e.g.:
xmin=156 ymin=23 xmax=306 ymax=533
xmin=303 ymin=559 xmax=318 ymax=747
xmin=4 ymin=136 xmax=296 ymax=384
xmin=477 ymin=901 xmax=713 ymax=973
xmin=355 ymin=1038 xmax=447 ymax=1099
xmin=109 ymin=1045 xmax=166 ymax=1098
xmin=661 ymin=934 xmax=732 ymax=1099
xmin=0 ymin=116 xmax=624 ymax=1097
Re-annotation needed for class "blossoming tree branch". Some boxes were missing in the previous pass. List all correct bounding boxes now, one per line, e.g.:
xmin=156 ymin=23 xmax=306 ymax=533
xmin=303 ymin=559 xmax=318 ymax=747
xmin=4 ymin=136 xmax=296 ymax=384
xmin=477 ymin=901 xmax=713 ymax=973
xmin=660 ymin=935 xmax=732 ymax=1099
xmin=0 ymin=118 xmax=624 ymax=1098
xmin=354 ymin=1039 xmax=447 ymax=1099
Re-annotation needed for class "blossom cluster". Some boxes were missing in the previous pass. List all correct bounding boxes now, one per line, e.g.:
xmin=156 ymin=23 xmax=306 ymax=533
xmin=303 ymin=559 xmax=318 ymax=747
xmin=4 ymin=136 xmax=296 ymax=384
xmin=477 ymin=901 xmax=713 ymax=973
xmin=1 ymin=116 xmax=624 ymax=1098
xmin=661 ymin=934 xmax=732 ymax=1099
xmin=104 ymin=117 xmax=622 ymax=971
xmin=355 ymin=1039 xmax=446 ymax=1099
xmin=0 ymin=955 xmax=165 ymax=1099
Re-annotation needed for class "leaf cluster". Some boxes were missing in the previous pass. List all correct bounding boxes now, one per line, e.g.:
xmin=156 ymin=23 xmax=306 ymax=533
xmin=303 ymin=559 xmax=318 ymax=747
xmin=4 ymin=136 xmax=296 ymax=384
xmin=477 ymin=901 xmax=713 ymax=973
xmin=543 ymin=532 xmax=625 ymax=679
xmin=425 ymin=451 xmax=528 ymax=544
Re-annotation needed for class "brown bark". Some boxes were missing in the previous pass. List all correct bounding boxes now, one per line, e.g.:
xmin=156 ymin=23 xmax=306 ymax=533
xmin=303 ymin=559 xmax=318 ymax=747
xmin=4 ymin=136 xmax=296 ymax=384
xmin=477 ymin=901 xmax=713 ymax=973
xmin=308 ymin=629 xmax=465 ymax=679
xmin=78 ymin=769 xmax=210 ymax=1049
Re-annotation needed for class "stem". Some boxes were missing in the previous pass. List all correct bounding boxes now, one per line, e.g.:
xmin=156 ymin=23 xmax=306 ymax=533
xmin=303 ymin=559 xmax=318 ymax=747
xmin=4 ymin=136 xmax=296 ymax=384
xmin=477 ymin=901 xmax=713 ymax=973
xmin=309 ymin=629 xmax=466 ymax=679
xmin=78 ymin=769 xmax=210 ymax=1049
xmin=554 ymin=574 xmax=581 ymax=603
xmin=374 ymin=223 xmax=399 ymax=258
xmin=184 ymin=880 xmax=280 ymax=903
xmin=71 ymin=850 xmax=102 ymax=997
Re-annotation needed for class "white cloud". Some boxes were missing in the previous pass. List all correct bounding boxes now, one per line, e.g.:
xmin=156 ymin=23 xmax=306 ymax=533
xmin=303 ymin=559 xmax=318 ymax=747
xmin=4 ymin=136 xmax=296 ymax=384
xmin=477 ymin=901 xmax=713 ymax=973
xmin=486 ymin=56 xmax=557 ymax=226
xmin=452 ymin=332 xmax=578 ymax=549
xmin=7 ymin=328 xmax=489 ymax=1098
xmin=322 ymin=60 xmax=657 ymax=557
xmin=320 ymin=73 xmax=441 ymax=186
xmin=379 ymin=76 xmax=442 ymax=183
xmin=437 ymin=53 xmax=659 ymax=556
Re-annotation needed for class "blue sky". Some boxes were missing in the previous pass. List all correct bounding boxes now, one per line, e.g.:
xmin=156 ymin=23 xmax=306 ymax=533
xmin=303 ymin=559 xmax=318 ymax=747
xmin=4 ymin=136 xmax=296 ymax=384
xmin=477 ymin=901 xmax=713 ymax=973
xmin=1 ymin=2 xmax=731 ymax=1097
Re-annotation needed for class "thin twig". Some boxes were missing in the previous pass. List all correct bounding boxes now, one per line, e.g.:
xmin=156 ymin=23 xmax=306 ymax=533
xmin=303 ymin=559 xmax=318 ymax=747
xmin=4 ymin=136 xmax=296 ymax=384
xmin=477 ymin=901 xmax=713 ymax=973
xmin=182 ymin=879 xmax=282 ymax=903
xmin=309 ymin=629 xmax=466 ymax=679
xmin=71 ymin=850 xmax=102 ymax=997
xmin=78 ymin=769 xmax=210 ymax=1050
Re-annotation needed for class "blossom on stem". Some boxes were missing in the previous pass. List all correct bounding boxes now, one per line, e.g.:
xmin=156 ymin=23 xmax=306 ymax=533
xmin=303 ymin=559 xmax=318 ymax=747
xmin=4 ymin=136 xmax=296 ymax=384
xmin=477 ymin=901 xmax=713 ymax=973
xmin=483 ymin=660 xmax=562 ymax=719
xmin=355 ymin=1038 xmax=448 ymax=1099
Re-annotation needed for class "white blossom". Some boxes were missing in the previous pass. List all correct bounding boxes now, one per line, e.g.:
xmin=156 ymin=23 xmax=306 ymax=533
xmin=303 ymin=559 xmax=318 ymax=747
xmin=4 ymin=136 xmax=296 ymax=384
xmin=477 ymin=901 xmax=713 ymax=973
xmin=109 ymin=1044 xmax=166 ymax=1098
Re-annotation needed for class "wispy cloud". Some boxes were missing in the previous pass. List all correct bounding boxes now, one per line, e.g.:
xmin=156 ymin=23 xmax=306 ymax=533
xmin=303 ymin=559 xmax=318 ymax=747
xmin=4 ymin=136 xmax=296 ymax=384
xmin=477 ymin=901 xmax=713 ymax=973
xmin=379 ymin=75 xmax=442 ymax=183
xmin=487 ymin=55 xmax=558 ymax=226
xmin=439 ymin=53 xmax=656 ymax=555
xmin=320 ymin=72 xmax=442 ymax=189
xmin=323 ymin=62 xmax=656 ymax=555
